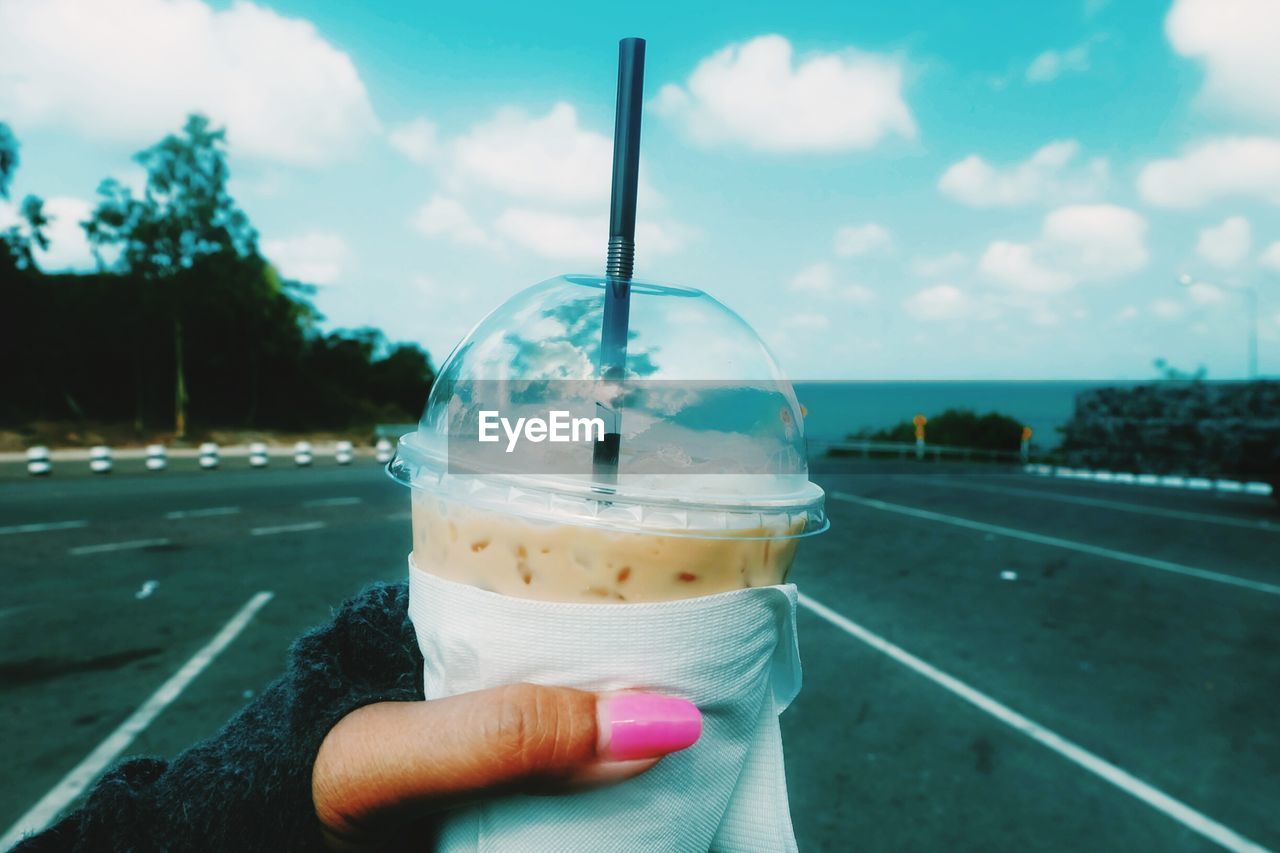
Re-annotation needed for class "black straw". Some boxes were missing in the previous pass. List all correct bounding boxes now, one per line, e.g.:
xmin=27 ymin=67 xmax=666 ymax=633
xmin=593 ymin=37 xmax=645 ymax=484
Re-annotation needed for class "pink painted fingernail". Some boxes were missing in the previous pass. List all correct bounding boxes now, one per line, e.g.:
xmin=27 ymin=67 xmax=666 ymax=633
xmin=602 ymin=693 xmax=702 ymax=761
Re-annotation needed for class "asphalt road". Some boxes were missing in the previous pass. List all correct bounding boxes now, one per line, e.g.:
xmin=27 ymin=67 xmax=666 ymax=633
xmin=1 ymin=456 xmax=1277 ymax=851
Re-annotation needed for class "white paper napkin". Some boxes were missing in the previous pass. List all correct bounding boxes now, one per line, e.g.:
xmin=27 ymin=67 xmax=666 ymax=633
xmin=406 ymin=557 xmax=802 ymax=852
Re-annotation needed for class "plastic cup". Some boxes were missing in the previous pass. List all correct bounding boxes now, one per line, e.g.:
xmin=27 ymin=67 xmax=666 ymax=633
xmin=389 ymin=274 xmax=827 ymax=602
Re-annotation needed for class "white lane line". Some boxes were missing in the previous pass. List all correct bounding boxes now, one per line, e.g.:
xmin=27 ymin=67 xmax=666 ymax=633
xmin=0 ymin=591 xmax=274 ymax=849
xmin=303 ymin=496 xmax=362 ymax=508
xmin=913 ymin=478 xmax=1279 ymax=533
xmin=250 ymin=520 xmax=326 ymax=537
xmin=0 ymin=520 xmax=88 ymax=536
xmin=68 ymin=538 xmax=171 ymax=556
xmin=385 ymin=511 xmax=412 ymax=522
xmin=797 ymin=593 xmax=1269 ymax=853
xmin=165 ymin=506 xmax=241 ymax=520
xmin=831 ymin=492 xmax=1280 ymax=597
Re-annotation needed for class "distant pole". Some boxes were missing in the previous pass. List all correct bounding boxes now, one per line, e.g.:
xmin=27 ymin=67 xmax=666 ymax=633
xmin=1020 ymin=426 xmax=1033 ymax=462
xmin=1176 ymin=274 xmax=1259 ymax=379
xmin=913 ymin=414 xmax=927 ymax=461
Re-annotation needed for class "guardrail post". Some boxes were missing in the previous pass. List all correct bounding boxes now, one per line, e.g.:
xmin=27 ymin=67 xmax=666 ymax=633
xmin=335 ymin=440 xmax=353 ymax=465
xmin=375 ymin=437 xmax=393 ymax=464
xmin=294 ymin=441 xmax=313 ymax=467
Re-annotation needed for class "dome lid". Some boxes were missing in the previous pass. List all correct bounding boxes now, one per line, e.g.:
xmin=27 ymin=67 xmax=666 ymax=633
xmin=388 ymin=274 xmax=826 ymax=540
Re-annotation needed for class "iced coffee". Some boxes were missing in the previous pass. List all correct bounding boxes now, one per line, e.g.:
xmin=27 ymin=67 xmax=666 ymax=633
xmin=411 ymin=492 xmax=800 ymax=603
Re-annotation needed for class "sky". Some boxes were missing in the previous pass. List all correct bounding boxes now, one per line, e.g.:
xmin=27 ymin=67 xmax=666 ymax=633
xmin=2 ymin=0 xmax=1280 ymax=379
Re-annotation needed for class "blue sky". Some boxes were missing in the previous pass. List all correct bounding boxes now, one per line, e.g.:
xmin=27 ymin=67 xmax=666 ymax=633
xmin=3 ymin=0 xmax=1280 ymax=379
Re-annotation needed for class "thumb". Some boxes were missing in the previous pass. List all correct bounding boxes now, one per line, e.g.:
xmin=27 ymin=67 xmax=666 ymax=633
xmin=313 ymin=685 xmax=700 ymax=847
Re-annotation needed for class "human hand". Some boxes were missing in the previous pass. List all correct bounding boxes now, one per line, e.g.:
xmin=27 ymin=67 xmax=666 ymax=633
xmin=312 ymin=684 xmax=701 ymax=851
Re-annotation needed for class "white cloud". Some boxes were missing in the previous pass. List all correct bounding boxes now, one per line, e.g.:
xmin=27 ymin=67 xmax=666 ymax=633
xmin=0 ymin=196 xmax=101 ymax=272
xmin=1115 ymin=305 xmax=1139 ymax=321
xmin=1260 ymin=241 xmax=1280 ymax=271
xmin=0 ymin=0 xmax=378 ymax=167
xmin=492 ymin=208 xmax=685 ymax=262
xmin=980 ymin=204 xmax=1148 ymax=292
xmin=449 ymin=103 xmax=619 ymax=206
xmin=782 ymin=313 xmax=831 ymax=331
xmin=399 ymin=104 xmax=685 ymax=259
xmin=1137 ymin=137 xmax=1280 ymax=208
xmin=410 ymin=195 xmax=491 ymax=248
xmin=261 ymin=232 xmax=350 ymax=285
xmin=833 ymin=223 xmax=891 ymax=257
xmin=1186 ymin=281 xmax=1226 ymax=305
xmin=939 ymin=140 xmax=1107 ymax=207
xmin=786 ymin=261 xmax=876 ymax=303
xmin=911 ymin=252 xmax=968 ymax=278
xmin=654 ymin=34 xmax=915 ymax=152
xmin=1151 ymin=298 xmax=1186 ymax=320
xmin=1030 ymin=308 xmax=1061 ymax=327
xmin=788 ymin=262 xmax=836 ymax=293
xmin=904 ymin=284 xmax=969 ymax=321
xmin=388 ymin=118 xmax=439 ymax=165
xmin=1040 ymin=204 xmax=1148 ymax=278
xmin=1026 ymin=40 xmax=1095 ymax=83
xmin=1166 ymin=0 xmax=1280 ymax=124
xmin=980 ymin=242 xmax=1074 ymax=293
xmin=1196 ymin=216 xmax=1252 ymax=268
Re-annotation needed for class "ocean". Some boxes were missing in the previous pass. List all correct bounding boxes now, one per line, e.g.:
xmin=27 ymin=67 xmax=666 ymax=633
xmin=792 ymin=381 xmax=1137 ymax=449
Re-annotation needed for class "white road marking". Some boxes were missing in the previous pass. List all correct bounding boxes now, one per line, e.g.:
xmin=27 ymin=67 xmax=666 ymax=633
xmin=831 ymin=493 xmax=1280 ymax=597
xmin=165 ymin=506 xmax=240 ymax=520
xmin=249 ymin=521 xmax=326 ymax=537
xmin=303 ymin=496 xmax=362 ymax=508
xmin=797 ymin=593 xmax=1268 ymax=853
xmin=912 ymin=478 xmax=1278 ymax=533
xmin=385 ymin=511 xmax=412 ymax=522
xmin=0 ymin=591 xmax=274 ymax=849
xmin=798 ymin=594 xmax=1269 ymax=845
xmin=68 ymin=538 xmax=171 ymax=556
xmin=0 ymin=520 xmax=88 ymax=536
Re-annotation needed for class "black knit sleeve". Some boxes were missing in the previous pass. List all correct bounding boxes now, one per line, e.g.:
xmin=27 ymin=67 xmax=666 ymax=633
xmin=13 ymin=581 xmax=423 ymax=853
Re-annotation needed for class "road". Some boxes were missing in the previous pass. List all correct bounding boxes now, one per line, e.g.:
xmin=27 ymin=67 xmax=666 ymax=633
xmin=1 ymin=456 xmax=1277 ymax=851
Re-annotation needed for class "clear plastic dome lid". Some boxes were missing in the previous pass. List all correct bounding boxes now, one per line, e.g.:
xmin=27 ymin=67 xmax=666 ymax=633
xmin=388 ymin=274 xmax=827 ymax=540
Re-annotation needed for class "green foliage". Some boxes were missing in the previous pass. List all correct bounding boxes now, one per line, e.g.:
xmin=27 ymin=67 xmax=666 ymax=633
xmin=851 ymin=408 xmax=1026 ymax=451
xmin=86 ymin=115 xmax=256 ymax=276
xmin=0 ymin=115 xmax=434 ymax=434
xmin=0 ymin=122 xmax=17 ymax=199
xmin=1153 ymin=358 xmax=1207 ymax=382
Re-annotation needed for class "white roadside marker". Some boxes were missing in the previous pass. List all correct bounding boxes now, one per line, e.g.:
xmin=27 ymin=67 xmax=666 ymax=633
xmin=798 ymin=593 xmax=1268 ymax=853
xmin=26 ymin=446 xmax=52 ymax=476
xmin=144 ymin=444 xmax=167 ymax=472
xmin=335 ymin=440 xmax=353 ymax=465
xmin=198 ymin=442 xmax=220 ymax=470
xmin=0 ymin=592 xmax=274 ymax=849
xmin=88 ymin=446 xmax=112 ymax=475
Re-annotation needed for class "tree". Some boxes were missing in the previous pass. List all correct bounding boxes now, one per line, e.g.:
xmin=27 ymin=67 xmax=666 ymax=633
xmin=0 ymin=123 xmax=50 ymax=273
xmin=0 ymin=122 xmax=17 ymax=199
xmin=85 ymin=114 xmax=257 ymax=436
